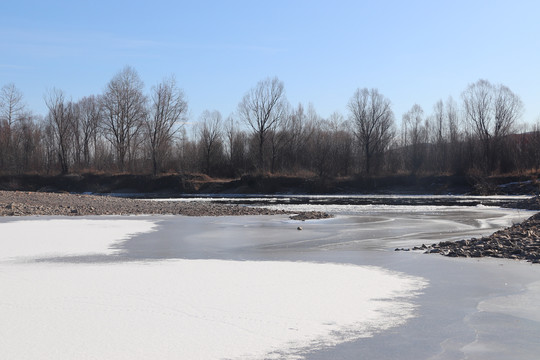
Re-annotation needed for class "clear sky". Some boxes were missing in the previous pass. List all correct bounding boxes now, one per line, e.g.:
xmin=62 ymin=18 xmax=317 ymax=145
xmin=1 ymin=0 xmax=539 ymax=126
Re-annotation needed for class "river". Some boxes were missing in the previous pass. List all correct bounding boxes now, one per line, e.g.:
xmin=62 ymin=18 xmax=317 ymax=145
xmin=0 ymin=196 xmax=539 ymax=359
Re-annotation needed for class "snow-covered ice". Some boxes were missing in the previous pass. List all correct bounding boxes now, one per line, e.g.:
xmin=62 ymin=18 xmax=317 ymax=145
xmin=1 ymin=202 xmax=538 ymax=359
xmin=0 ymin=217 xmax=427 ymax=360
xmin=0 ymin=219 xmax=158 ymax=261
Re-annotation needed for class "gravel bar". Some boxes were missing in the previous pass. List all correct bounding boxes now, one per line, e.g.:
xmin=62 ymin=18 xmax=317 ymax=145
xmin=0 ymin=191 xmax=329 ymax=219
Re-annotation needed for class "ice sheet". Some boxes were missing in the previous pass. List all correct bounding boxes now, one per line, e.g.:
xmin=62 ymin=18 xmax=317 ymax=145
xmin=0 ymin=259 xmax=427 ymax=360
xmin=0 ymin=218 xmax=158 ymax=261
xmin=0 ymin=217 xmax=428 ymax=359
xmin=477 ymin=281 xmax=540 ymax=322
xmin=1 ymin=207 xmax=538 ymax=359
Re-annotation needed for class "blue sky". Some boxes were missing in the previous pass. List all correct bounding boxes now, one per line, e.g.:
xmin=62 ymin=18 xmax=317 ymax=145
xmin=1 ymin=0 xmax=539 ymax=126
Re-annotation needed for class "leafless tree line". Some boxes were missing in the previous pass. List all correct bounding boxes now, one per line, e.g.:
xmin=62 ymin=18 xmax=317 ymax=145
xmin=0 ymin=71 xmax=538 ymax=178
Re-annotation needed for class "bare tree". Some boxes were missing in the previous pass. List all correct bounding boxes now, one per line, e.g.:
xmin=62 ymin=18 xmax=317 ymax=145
xmin=429 ymin=100 xmax=447 ymax=172
xmin=402 ymin=104 xmax=428 ymax=173
xmin=0 ymin=84 xmax=26 ymax=172
xmin=68 ymin=101 xmax=83 ymax=170
xmin=348 ymin=88 xmax=394 ymax=174
xmin=310 ymin=119 xmax=334 ymax=177
xmin=15 ymin=113 xmax=43 ymax=174
xmin=100 ymin=66 xmax=147 ymax=172
xmin=41 ymin=119 xmax=56 ymax=174
xmin=238 ymin=77 xmax=287 ymax=171
xmin=0 ymin=118 xmax=8 ymax=172
xmin=328 ymin=111 xmax=354 ymax=176
xmin=45 ymin=89 xmax=73 ymax=174
xmin=77 ymin=95 xmax=102 ymax=168
xmin=224 ymin=116 xmax=248 ymax=176
xmin=198 ymin=110 xmax=222 ymax=175
xmin=445 ymin=96 xmax=464 ymax=174
xmin=431 ymin=100 xmax=446 ymax=144
xmin=493 ymin=84 xmax=523 ymax=136
xmin=445 ymin=97 xmax=460 ymax=145
xmin=268 ymin=103 xmax=291 ymax=174
xmin=282 ymin=103 xmax=316 ymax=172
xmin=224 ymin=116 xmax=237 ymax=167
xmin=532 ymin=120 xmax=540 ymax=173
xmin=146 ymin=76 xmax=188 ymax=175
xmin=176 ymin=126 xmax=198 ymax=173
xmin=462 ymin=79 xmax=523 ymax=173
xmin=0 ymin=83 xmax=25 ymax=128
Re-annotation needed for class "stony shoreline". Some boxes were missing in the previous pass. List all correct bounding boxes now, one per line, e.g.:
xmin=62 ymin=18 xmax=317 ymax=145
xmin=0 ymin=191 xmax=329 ymax=220
xmin=412 ymin=212 xmax=540 ymax=263
xmin=399 ymin=196 xmax=540 ymax=263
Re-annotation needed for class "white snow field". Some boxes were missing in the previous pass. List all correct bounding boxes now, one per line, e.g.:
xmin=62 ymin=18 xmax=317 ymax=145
xmin=0 ymin=218 xmax=427 ymax=360
xmin=0 ymin=218 xmax=158 ymax=261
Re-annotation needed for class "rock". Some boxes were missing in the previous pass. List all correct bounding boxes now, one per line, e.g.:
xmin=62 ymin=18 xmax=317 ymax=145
xmin=290 ymin=212 xmax=332 ymax=221
xmin=297 ymin=226 xmax=303 ymax=231
xmin=0 ymin=190 xmax=333 ymax=219
xmin=418 ymin=211 xmax=540 ymax=263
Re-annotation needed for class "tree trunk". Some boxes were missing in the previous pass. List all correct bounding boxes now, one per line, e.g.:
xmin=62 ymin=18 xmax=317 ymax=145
xmin=258 ymin=133 xmax=264 ymax=172
xmin=365 ymin=142 xmax=371 ymax=174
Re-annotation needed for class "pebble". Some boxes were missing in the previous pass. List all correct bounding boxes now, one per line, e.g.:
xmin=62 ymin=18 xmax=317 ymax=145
xmin=0 ymin=190 xmax=331 ymax=220
xmin=414 ymin=210 xmax=540 ymax=264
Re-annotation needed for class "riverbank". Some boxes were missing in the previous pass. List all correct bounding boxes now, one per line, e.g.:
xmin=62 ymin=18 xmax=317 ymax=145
xmin=404 ymin=196 xmax=540 ymax=263
xmin=1 ymin=173 xmax=539 ymax=195
xmin=416 ymin=210 xmax=540 ymax=263
xmin=0 ymin=191 xmax=330 ymax=220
